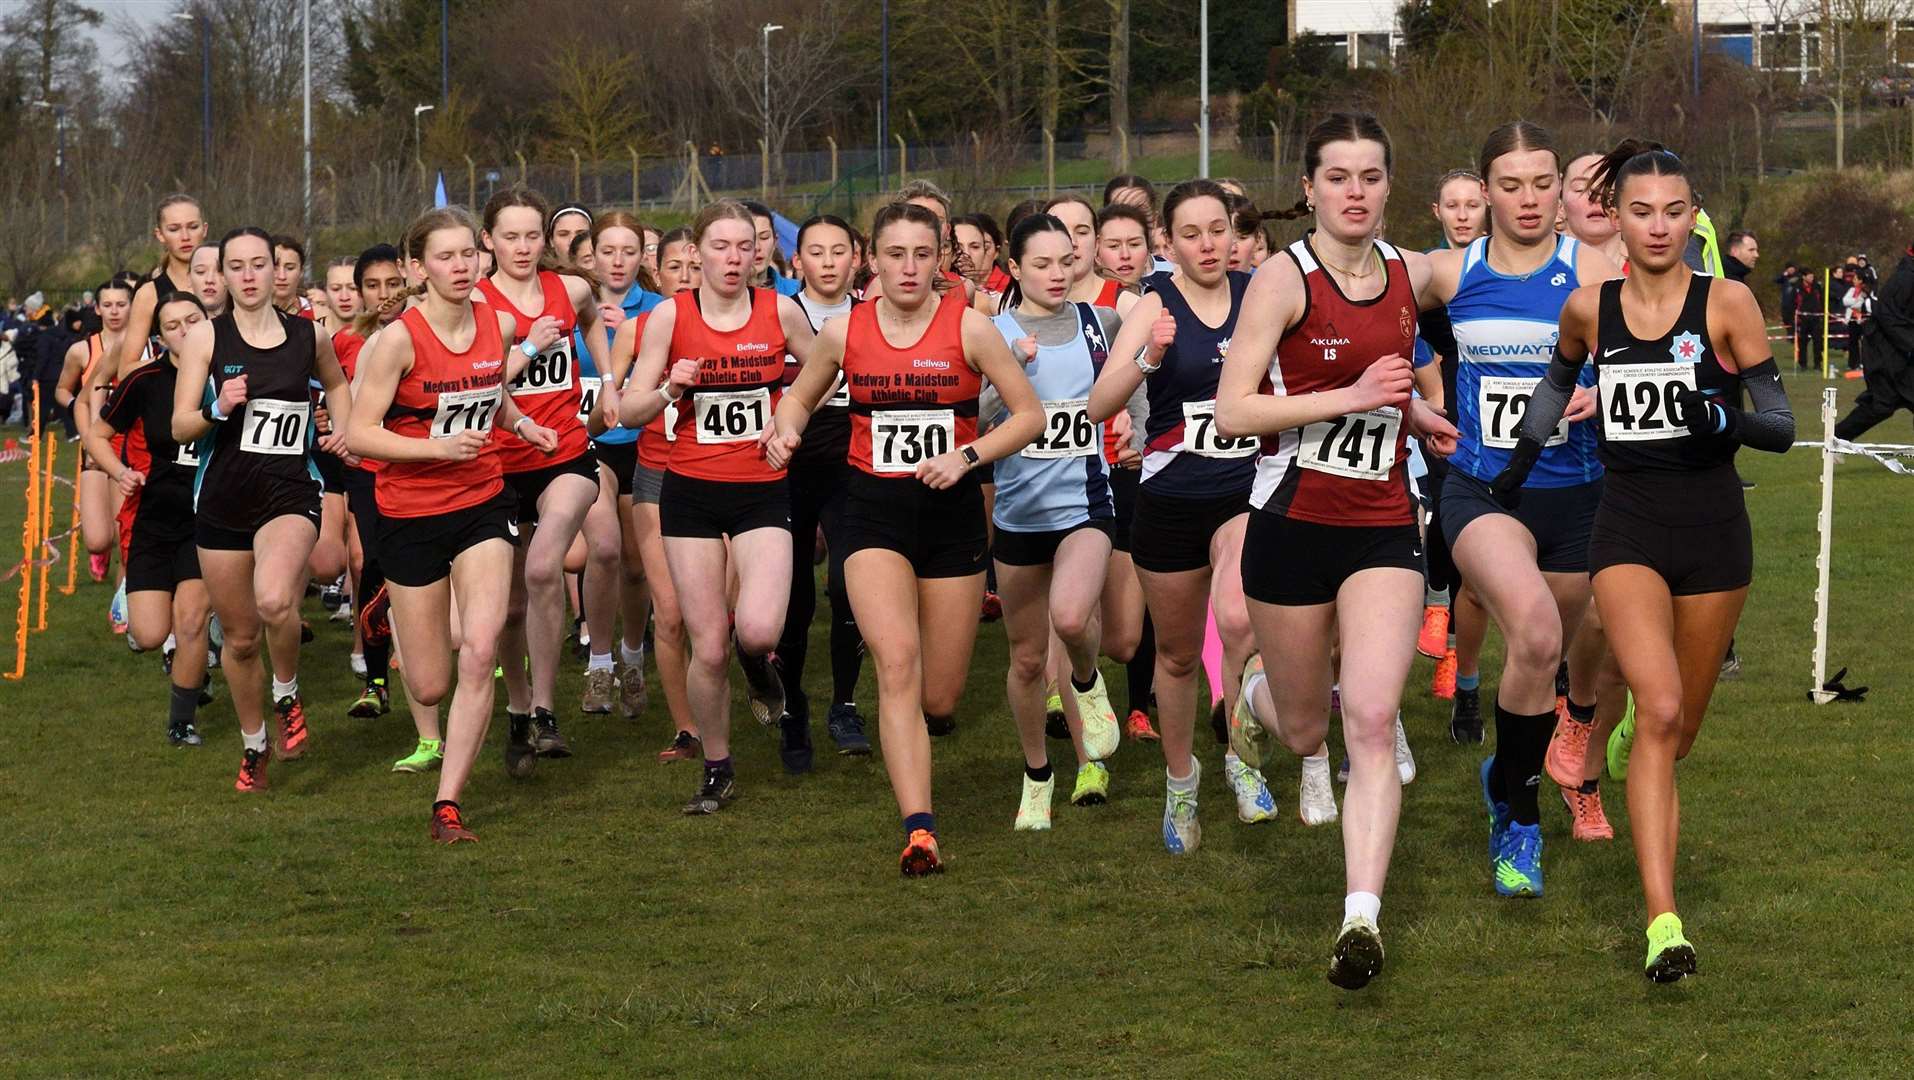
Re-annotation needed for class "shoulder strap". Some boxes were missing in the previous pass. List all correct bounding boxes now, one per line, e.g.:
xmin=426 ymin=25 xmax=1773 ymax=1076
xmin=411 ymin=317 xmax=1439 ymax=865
xmin=1074 ymin=302 xmax=1109 ymax=367
xmin=1461 ymin=236 xmax=1487 ymax=275
xmin=1596 ymin=279 xmax=1629 ymax=351
xmin=1286 ymin=238 xmax=1318 ymax=275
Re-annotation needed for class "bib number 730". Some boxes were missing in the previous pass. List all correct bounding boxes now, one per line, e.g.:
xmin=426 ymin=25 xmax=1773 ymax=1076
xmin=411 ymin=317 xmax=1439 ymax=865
xmin=872 ymin=409 xmax=955 ymax=473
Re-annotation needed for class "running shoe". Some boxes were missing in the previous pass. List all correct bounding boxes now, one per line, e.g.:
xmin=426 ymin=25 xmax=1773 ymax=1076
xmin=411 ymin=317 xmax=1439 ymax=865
xmin=126 ymin=628 xmax=143 ymax=653
xmin=580 ymin=667 xmax=615 ymax=714
xmin=1124 ymin=709 xmax=1160 ymax=742
xmin=208 ymin=617 xmax=223 ymax=668
xmin=1561 ymin=784 xmax=1614 ymax=841
xmin=162 ymin=635 xmax=176 ymax=673
xmin=1161 ymin=759 xmax=1202 ymax=855
xmin=826 ymin=702 xmax=871 ymax=755
xmin=1393 ymin=713 xmax=1416 ymax=784
xmin=429 ymin=803 xmax=477 ymax=843
xmin=1208 ymin=696 xmax=1228 ymax=745
xmin=349 ymin=679 xmax=389 ymax=719
xmin=299 ymin=620 xmax=314 ymax=644
xmin=925 ymin=712 xmax=956 ymax=737
xmin=1607 ymin=693 xmax=1636 ymax=780
xmin=1071 ymin=672 xmax=1120 ymax=761
xmin=683 ymin=763 xmax=737 ymax=815
xmin=349 ymin=652 xmax=367 ymax=679
xmin=1014 ymin=772 xmax=1055 ymax=831
xmin=1431 ymin=649 xmax=1457 ymax=700
xmin=657 ymin=729 xmax=702 ymax=764
xmin=329 ymin=602 xmax=353 ymax=624
xmin=88 ymin=551 xmax=107 ymax=582
xmin=1336 ymin=756 xmax=1351 ymax=785
xmin=166 ymin=719 xmax=203 ymax=747
xmin=1644 ymin=912 xmax=1698 ymax=983
xmin=615 ymin=655 xmax=647 ymax=719
xmin=1299 ymin=755 xmax=1339 ymax=826
xmin=1228 ymin=654 xmax=1270 ymax=770
xmin=531 ymin=709 xmax=570 ymax=757
xmin=1044 ymin=682 xmax=1067 ymax=740
xmin=321 ymin=575 xmax=345 ymax=612
xmin=1544 ymin=708 xmax=1593 ymax=790
xmin=737 ymin=643 xmax=786 ymax=726
xmin=979 ymin=591 xmax=1002 ymax=622
xmin=109 ymin=580 xmax=127 ymax=634
xmin=1480 ymin=756 xmax=1511 ymax=859
xmin=1416 ymin=604 xmax=1449 ymax=659
xmin=1327 ymin=914 xmax=1385 ymax=991
xmin=1494 ymin=822 xmax=1544 ymax=898
xmin=1071 ymin=760 xmax=1110 ymax=806
xmin=356 ymin=584 xmax=390 ymax=648
xmin=1225 ymin=755 xmax=1278 ymax=823
xmin=1719 ymin=648 xmax=1742 ymax=681
xmin=504 ymin=713 xmax=538 ymax=778
xmin=273 ymin=695 xmax=309 ymax=760
xmin=234 ymin=745 xmax=271 ymax=792
xmin=1450 ymin=685 xmax=1484 ymax=744
xmin=392 ymin=738 xmax=444 ymax=773
xmin=900 ymin=828 xmax=944 ymax=876
xmin=779 ymin=712 xmax=814 ymax=775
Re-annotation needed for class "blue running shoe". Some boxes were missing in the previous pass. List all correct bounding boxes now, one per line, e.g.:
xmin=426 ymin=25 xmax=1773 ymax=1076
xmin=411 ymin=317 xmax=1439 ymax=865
xmin=1495 ymin=822 xmax=1544 ymax=898
xmin=1479 ymin=756 xmax=1510 ymax=860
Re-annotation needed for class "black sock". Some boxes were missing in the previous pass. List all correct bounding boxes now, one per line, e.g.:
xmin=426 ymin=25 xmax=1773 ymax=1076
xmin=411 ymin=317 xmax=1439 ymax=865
xmin=704 ymin=755 xmax=733 ymax=774
xmin=1025 ymin=762 xmax=1053 ymax=783
xmin=1578 ymin=778 xmax=1598 ymax=794
xmin=1493 ymin=701 xmax=1553 ymax=826
xmin=903 ymin=811 xmax=936 ymax=837
xmin=433 ymin=799 xmax=458 ymax=812
xmin=1125 ymin=615 xmax=1156 ymax=715
xmin=1070 ymin=671 xmax=1096 ymax=693
xmin=829 ymin=610 xmax=864 ymax=705
xmin=168 ymin=682 xmax=199 ymax=727
xmin=1566 ymin=698 xmax=1595 ymax=724
xmin=364 ymin=639 xmax=391 ymax=684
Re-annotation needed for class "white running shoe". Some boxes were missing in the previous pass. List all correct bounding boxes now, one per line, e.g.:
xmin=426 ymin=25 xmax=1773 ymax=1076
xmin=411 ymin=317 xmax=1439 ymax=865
xmin=1229 ymin=654 xmax=1271 ymax=770
xmin=350 ymin=652 xmax=367 ymax=679
xmin=1393 ymin=712 xmax=1416 ymax=785
xmin=1070 ymin=671 xmax=1120 ymax=762
xmin=1225 ymin=752 xmax=1278 ymax=823
xmin=1327 ymin=913 xmax=1385 ymax=990
xmin=1015 ymin=771 xmax=1055 ymax=831
xmin=1162 ymin=758 xmax=1202 ymax=854
xmin=1300 ymin=754 xmax=1340 ymax=826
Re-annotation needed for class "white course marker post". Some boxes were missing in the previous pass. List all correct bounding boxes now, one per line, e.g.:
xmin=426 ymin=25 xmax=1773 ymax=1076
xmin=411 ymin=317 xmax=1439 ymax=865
xmin=1810 ymin=387 xmax=1838 ymax=704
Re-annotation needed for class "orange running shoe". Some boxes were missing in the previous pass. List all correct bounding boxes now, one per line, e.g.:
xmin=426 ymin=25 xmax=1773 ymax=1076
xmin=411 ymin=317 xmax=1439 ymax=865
xmin=430 ymin=803 xmax=478 ymax=843
xmin=88 ymin=552 xmax=108 ymax=582
xmin=1561 ymin=784 xmax=1613 ymax=841
xmin=1431 ymin=649 xmax=1457 ymax=700
xmin=657 ymin=729 xmax=702 ymax=764
xmin=1544 ymin=708 xmax=1592 ymax=790
xmin=1416 ymin=605 xmax=1449 ymax=659
xmin=274 ymin=695 xmax=310 ymax=760
xmin=234 ymin=745 xmax=271 ymax=792
xmin=899 ymin=829 xmax=944 ymax=877
xmin=1124 ymin=709 xmax=1161 ymax=742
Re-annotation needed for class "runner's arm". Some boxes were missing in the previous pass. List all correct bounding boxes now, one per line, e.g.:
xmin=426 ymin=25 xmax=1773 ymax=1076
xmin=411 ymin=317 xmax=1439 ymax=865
xmin=1491 ymin=286 xmax=1597 ymax=500
xmin=1679 ymin=279 xmax=1793 ymax=453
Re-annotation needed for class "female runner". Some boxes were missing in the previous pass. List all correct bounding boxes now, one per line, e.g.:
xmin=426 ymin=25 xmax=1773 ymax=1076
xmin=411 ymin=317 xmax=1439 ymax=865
xmin=769 ymin=201 xmax=1041 ymax=873
xmin=321 ymin=256 xmax=360 ymax=333
xmin=1492 ymin=140 xmax=1792 ymax=981
xmin=476 ymin=186 xmax=611 ymax=767
xmin=116 ymin=194 xmax=207 ymax=379
xmin=619 ymin=201 xmax=817 ymax=814
xmin=170 ymin=226 xmax=353 ymax=791
xmin=58 ymin=279 xmax=138 ymax=585
xmin=190 ymin=241 xmax=228 ymax=317
xmin=347 ymin=205 xmax=559 ymax=842
xmin=271 ymin=235 xmax=315 ymax=318
xmin=1216 ymin=112 xmax=1459 ymax=990
xmin=90 ymin=291 xmax=215 ymax=746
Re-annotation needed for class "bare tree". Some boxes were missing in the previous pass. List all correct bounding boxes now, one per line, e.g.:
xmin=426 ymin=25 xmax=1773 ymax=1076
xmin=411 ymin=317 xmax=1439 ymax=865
xmin=539 ymin=44 xmax=644 ymax=200
xmin=2 ymin=0 xmax=102 ymax=105
xmin=1107 ymin=0 xmax=1131 ymax=169
xmin=711 ymin=0 xmax=862 ymax=191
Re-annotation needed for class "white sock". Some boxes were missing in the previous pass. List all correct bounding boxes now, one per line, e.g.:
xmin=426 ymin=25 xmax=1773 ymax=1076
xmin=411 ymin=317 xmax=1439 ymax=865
xmin=587 ymin=651 xmax=614 ymax=672
xmin=242 ymin=725 xmax=269 ymax=752
xmin=619 ymin=640 xmax=645 ymax=666
xmin=271 ymin=676 xmax=298 ymax=701
xmin=1166 ymin=755 xmax=1199 ymax=791
xmin=1425 ymin=584 xmax=1449 ymax=607
xmin=163 ymin=632 xmax=177 ymax=653
xmin=1241 ymin=668 xmax=1271 ymax=733
xmin=1304 ymin=748 xmax=1329 ymax=767
xmin=1345 ymin=891 xmax=1381 ymax=925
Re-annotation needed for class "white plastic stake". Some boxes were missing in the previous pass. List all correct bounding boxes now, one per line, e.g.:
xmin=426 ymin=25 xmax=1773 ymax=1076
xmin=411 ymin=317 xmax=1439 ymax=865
xmin=1810 ymin=387 xmax=1838 ymax=704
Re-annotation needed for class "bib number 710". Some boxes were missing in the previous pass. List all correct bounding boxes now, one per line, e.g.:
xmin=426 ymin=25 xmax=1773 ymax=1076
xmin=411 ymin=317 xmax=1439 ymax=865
xmin=240 ymin=399 xmax=309 ymax=456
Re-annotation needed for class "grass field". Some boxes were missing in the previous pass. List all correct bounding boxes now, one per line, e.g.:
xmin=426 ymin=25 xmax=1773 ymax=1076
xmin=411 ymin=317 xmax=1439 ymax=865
xmin=2 ymin=373 xmax=1909 ymax=1077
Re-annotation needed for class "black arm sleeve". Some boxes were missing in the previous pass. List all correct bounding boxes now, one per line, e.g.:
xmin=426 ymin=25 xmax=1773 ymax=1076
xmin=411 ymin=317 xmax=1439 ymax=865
xmin=1726 ymin=360 xmax=1794 ymax=453
xmin=1511 ymin=345 xmax=1584 ymax=445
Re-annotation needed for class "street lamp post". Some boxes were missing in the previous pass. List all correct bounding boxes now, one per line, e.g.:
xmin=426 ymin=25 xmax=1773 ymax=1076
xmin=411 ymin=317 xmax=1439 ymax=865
xmin=414 ymin=103 xmax=437 ymax=163
xmin=1198 ymin=0 xmax=1210 ymax=177
xmin=303 ymin=0 xmax=312 ymax=239
xmin=878 ymin=0 xmax=890 ymax=189
xmin=31 ymin=100 xmax=67 ymax=245
xmin=172 ymin=9 xmax=213 ymax=187
xmin=761 ymin=23 xmax=784 ymax=193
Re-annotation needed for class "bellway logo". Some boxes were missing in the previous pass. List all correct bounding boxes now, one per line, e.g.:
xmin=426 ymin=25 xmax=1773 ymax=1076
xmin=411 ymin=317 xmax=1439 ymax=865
xmin=734 ymin=342 xmax=772 ymax=353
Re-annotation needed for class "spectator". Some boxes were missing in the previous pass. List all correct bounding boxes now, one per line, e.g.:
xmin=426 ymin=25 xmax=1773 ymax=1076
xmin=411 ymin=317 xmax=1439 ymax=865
xmin=1795 ymin=269 xmax=1825 ymax=371
xmin=1842 ymin=268 xmax=1874 ymax=372
xmin=1835 ymin=239 xmax=1914 ymax=440
xmin=31 ymin=308 xmax=81 ymax=439
xmin=1723 ymin=230 xmax=1758 ymax=286
xmin=1777 ymin=262 xmax=1801 ymax=344
xmin=1855 ymin=253 xmax=1877 ymax=288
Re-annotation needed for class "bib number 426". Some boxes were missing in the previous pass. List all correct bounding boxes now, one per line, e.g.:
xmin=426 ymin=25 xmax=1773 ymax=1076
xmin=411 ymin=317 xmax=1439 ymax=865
xmin=1600 ymin=363 xmax=1695 ymax=442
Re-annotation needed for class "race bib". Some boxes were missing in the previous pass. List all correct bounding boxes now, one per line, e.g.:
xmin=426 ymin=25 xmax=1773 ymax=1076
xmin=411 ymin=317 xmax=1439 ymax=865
xmin=509 ymin=341 xmax=574 ymax=397
xmin=175 ymin=441 xmax=200 ymax=468
xmin=430 ymin=387 xmax=500 ymax=439
xmin=1600 ymin=363 xmax=1695 ymax=443
xmin=1477 ymin=376 xmax=1569 ymax=449
xmin=828 ymin=375 xmax=851 ymax=408
xmin=577 ymin=380 xmax=601 ymax=424
xmin=240 ymin=399 xmax=309 ymax=456
xmin=694 ymin=387 xmax=771 ymax=444
xmin=1180 ymin=399 xmax=1258 ymax=459
xmin=1023 ymin=398 xmax=1097 ymax=460
xmin=872 ymin=408 xmax=955 ymax=473
xmin=1298 ymin=407 xmax=1401 ymax=482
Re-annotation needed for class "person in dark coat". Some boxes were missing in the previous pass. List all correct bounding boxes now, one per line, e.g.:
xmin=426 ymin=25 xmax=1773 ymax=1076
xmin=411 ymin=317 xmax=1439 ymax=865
xmin=1836 ymin=243 xmax=1914 ymax=440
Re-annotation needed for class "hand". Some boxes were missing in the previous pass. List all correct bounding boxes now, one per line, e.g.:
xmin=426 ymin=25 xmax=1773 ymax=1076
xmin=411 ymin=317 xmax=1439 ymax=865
xmin=666 ymin=357 xmax=700 ymax=392
xmin=597 ymin=383 xmax=621 ymax=431
xmin=1675 ymin=387 xmax=1724 ymax=437
xmin=518 ymin=420 xmax=559 ymax=454
xmin=339 ymin=451 xmax=363 ymax=469
xmin=216 ymin=373 xmax=248 ymax=415
xmin=1564 ymin=385 xmax=1597 ymax=423
xmin=916 ymin=449 xmax=970 ymax=490
xmin=114 ymin=468 xmax=145 ymax=496
xmin=1487 ymin=465 xmax=1524 ymax=510
xmin=599 ymin=304 xmax=626 ymax=329
xmin=438 ymin=429 xmax=489 ymax=462
xmin=1349 ymin=354 xmax=1414 ymax=412
xmin=524 ymin=314 xmax=562 ymax=353
xmin=1409 ymin=398 xmax=1459 ymax=458
xmin=314 ymin=403 xmax=332 ymax=433
xmin=1144 ymin=309 xmax=1176 ymax=363
xmin=762 ymin=426 xmax=801 ymax=471
xmin=317 ymin=428 xmax=349 ymax=456
xmin=1013 ymin=335 xmax=1038 ymax=364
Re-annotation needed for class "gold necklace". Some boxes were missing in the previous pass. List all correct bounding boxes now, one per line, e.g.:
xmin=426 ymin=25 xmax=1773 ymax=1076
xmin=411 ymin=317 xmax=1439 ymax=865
xmin=1319 ymin=246 xmax=1379 ymax=280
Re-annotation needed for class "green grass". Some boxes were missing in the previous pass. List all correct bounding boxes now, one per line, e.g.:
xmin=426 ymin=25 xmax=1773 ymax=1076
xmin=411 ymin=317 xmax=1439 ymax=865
xmin=2 ymin=371 xmax=1909 ymax=1077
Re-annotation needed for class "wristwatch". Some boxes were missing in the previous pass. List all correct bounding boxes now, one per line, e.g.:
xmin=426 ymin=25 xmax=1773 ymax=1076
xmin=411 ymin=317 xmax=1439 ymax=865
xmin=960 ymin=445 xmax=980 ymax=470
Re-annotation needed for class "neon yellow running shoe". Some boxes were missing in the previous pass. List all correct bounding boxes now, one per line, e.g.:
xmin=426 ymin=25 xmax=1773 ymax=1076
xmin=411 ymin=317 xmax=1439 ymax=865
xmin=1607 ymin=692 xmax=1636 ymax=781
xmin=1014 ymin=771 xmax=1055 ymax=831
xmin=1644 ymin=912 xmax=1697 ymax=983
xmin=392 ymin=738 xmax=444 ymax=773
xmin=1229 ymin=653 xmax=1271 ymax=770
xmin=1071 ymin=760 xmax=1111 ymax=806
xmin=1071 ymin=671 xmax=1120 ymax=761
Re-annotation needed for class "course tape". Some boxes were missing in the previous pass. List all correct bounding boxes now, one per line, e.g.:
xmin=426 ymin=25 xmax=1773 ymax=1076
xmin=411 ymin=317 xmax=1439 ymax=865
xmin=1795 ymin=438 xmax=1914 ymax=475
